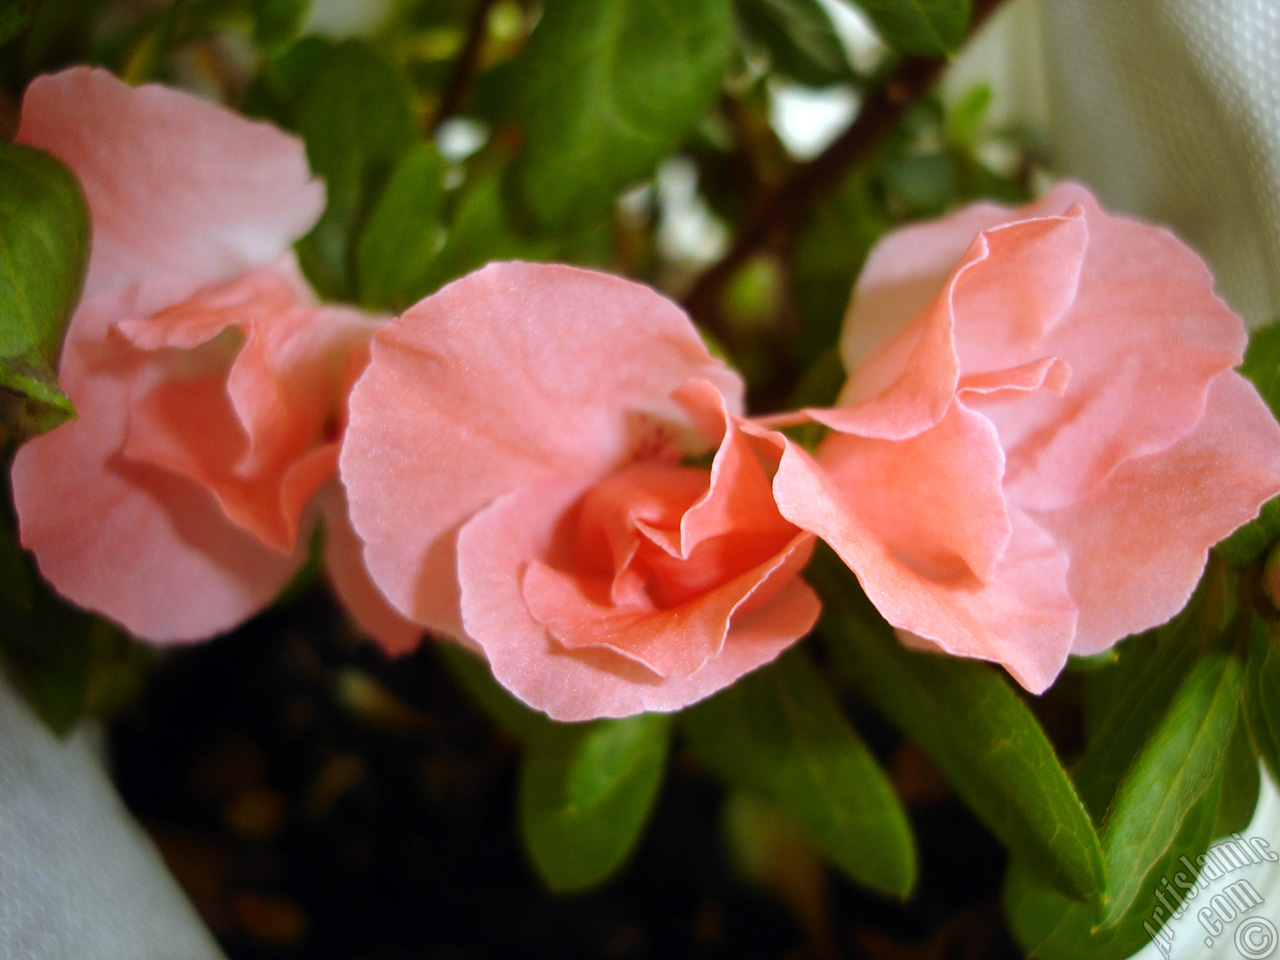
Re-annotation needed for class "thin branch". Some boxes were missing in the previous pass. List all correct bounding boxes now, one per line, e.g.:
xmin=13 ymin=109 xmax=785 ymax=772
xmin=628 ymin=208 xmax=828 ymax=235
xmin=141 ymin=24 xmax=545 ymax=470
xmin=681 ymin=0 xmax=1008 ymax=325
xmin=428 ymin=0 xmax=499 ymax=136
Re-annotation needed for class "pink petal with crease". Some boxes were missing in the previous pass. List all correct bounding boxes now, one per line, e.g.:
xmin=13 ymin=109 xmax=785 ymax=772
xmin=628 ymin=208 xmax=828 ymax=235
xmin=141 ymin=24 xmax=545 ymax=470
xmin=1036 ymin=373 xmax=1280 ymax=655
xmin=772 ymin=440 xmax=1076 ymax=693
xmin=118 ymin=257 xmax=378 ymax=552
xmin=11 ymin=69 xmax=387 ymax=645
xmin=17 ymin=67 xmax=323 ymax=299
xmin=459 ymin=478 xmax=818 ymax=721
xmin=11 ymin=306 xmax=303 ymax=641
xmin=812 ymin=401 xmax=1011 ymax=582
xmin=320 ymin=484 xmax=424 ymax=656
xmin=780 ymin=181 xmax=1280 ymax=693
xmin=340 ymin=262 xmax=742 ymax=634
xmin=523 ymin=387 xmax=807 ymax=678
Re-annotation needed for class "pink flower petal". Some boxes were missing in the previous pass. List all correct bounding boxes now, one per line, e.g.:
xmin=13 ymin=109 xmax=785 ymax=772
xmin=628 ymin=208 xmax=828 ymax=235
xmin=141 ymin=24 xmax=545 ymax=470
xmin=11 ymin=70 xmax=389 ymax=646
xmin=1035 ymin=372 xmax=1280 ymax=655
xmin=948 ymin=211 xmax=1087 ymax=375
xmin=117 ymin=258 xmax=378 ymax=552
xmin=814 ymin=208 xmax=1087 ymax=441
xmin=458 ymin=478 xmax=818 ymax=721
xmin=17 ymin=67 xmax=323 ymax=300
xmin=817 ymin=272 xmax=958 ymax=440
xmin=320 ymin=485 xmax=424 ymax=656
xmin=772 ymin=440 xmax=1076 ymax=694
xmin=783 ymin=181 xmax=1280 ymax=693
xmin=812 ymin=401 xmax=1012 ymax=582
xmin=340 ymin=262 xmax=743 ymax=633
xmin=521 ymin=396 xmax=808 ymax=678
xmin=11 ymin=300 xmax=303 ymax=641
xmin=998 ymin=187 xmax=1248 ymax=511
xmin=839 ymin=202 xmax=1013 ymax=376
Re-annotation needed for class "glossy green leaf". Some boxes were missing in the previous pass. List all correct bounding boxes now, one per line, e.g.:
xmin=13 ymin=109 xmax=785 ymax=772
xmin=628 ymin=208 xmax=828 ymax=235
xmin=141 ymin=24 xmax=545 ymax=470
xmin=683 ymin=648 xmax=916 ymax=898
xmin=1097 ymin=653 xmax=1243 ymax=926
xmin=0 ymin=142 xmax=87 ymax=438
xmin=1211 ymin=716 xmax=1260 ymax=839
xmin=1219 ymin=320 xmax=1280 ymax=564
xmin=737 ymin=0 xmax=853 ymax=88
xmin=0 ymin=506 xmax=138 ymax=735
xmin=846 ymin=0 xmax=970 ymax=57
xmin=0 ymin=0 xmax=46 ymax=44
xmin=810 ymin=550 xmax=1106 ymax=907
xmin=254 ymin=0 xmax=310 ymax=51
xmin=520 ymin=713 xmax=670 ymax=892
xmin=294 ymin=41 xmax=419 ymax=299
xmin=1240 ymin=319 xmax=1280 ymax=417
xmin=1244 ymin=613 xmax=1280 ymax=786
xmin=1004 ymin=662 xmax=1251 ymax=960
xmin=515 ymin=0 xmax=734 ymax=229
xmin=415 ymin=177 xmax=555 ymax=296
xmin=1074 ymin=559 xmax=1235 ymax=820
xmin=1005 ymin=764 xmax=1232 ymax=960
xmin=355 ymin=144 xmax=448 ymax=311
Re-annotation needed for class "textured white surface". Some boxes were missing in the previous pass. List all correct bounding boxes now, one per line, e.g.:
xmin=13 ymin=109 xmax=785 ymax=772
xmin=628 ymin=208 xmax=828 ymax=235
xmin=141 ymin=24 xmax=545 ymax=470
xmin=954 ymin=0 xmax=1280 ymax=328
xmin=1126 ymin=770 xmax=1280 ymax=960
xmin=1042 ymin=0 xmax=1280 ymax=329
xmin=0 ymin=666 xmax=226 ymax=960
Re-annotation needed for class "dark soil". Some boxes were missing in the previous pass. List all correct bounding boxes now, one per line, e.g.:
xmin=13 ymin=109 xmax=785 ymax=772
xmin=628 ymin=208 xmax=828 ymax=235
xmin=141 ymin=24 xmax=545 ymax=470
xmin=110 ymin=587 xmax=1023 ymax=960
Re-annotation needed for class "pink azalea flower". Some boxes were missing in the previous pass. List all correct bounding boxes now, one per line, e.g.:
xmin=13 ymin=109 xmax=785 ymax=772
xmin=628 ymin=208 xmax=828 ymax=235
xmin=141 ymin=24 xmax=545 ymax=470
xmin=10 ymin=67 xmax=417 ymax=650
xmin=768 ymin=183 xmax=1280 ymax=693
xmin=340 ymin=262 xmax=820 ymax=720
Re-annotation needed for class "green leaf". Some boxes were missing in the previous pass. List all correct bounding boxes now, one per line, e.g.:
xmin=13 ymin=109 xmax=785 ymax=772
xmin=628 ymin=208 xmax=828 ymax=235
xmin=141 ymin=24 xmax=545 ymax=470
xmin=1212 ymin=715 xmax=1260 ymax=839
xmin=0 ymin=0 xmax=46 ymax=44
xmin=791 ymin=171 xmax=884 ymax=368
xmin=415 ymin=176 xmax=555 ymax=296
xmin=1097 ymin=653 xmax=1243 ymax=926
xmin=253 ymin=0 xmax=310 ymax=51
xmin=810 ymin=550 xmax=1106 ymax=907
xmin=294 ymin=41 xmax=419 ymax=299
xmin=241 ymin=36 xmax=334 ymax=124
xmin=736 ymin=0 xmax=853 ymax=88
xmin=0 ymin=506 xmax=144 ymax=735
xmin=1216 ymin=496 xmax=1280 ymax=567
xmin=845 ymin=0 xmax=970 ymax=57
xmin=519 ymin=713 xmax=670 ymax=892
xmin=944 ymin=83 xmax=992 ymax=146
xmin=1219 ymin=321 xmax=1280 ymax=564
xmin=515 ymin=0 xmax=734 ymax=229
xmin=881 ymin=151 xmax=958 ymax=216
xmin=0 ymin=142 xmax=87 ymax=439
xmin=1244 ymin=613 xmax=1280 ymax=786
xmin=1004 ymin=659 xmax=1251 ymax=959
xmin=355 ymin=144 xmax=448 ymax=312
xmin=683 ymin=648 xmax=916 ymax=898
xmin=1240 ymin=320 xmax=1280 ymax=417
xmin=1073 ymin=559 xmax=1235 ymax=820
xmin=1004 ymin=764 xmax=1231 ymax=960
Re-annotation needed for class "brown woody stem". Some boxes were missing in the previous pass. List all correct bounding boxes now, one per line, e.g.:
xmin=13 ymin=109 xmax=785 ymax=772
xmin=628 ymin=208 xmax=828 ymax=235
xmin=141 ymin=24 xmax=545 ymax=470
xmin=681 ymin=0 xmax=1008 ymax=326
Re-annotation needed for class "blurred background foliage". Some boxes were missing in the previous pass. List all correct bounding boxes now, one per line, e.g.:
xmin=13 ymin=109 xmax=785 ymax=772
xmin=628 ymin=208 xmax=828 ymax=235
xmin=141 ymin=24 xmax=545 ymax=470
xmin=8 ymin=2 xmax=1272 ymax=959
